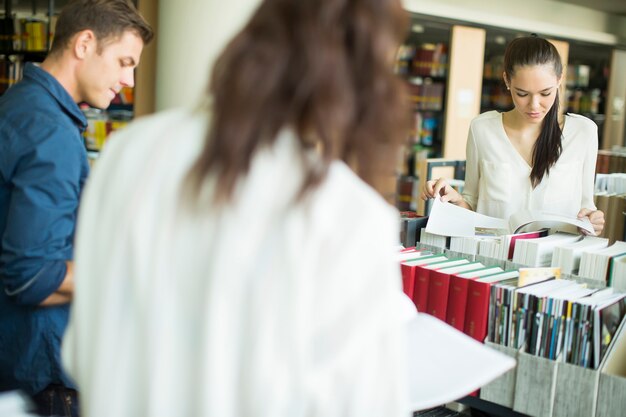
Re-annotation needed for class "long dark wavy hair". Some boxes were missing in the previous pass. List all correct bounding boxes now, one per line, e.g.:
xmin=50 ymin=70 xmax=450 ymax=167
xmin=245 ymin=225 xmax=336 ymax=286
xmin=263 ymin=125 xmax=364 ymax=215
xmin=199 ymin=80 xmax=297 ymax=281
xmin=503 ymin=36 xmax=563 ymax=188
xmin=188 ymin=0 xmax=409 ymax=204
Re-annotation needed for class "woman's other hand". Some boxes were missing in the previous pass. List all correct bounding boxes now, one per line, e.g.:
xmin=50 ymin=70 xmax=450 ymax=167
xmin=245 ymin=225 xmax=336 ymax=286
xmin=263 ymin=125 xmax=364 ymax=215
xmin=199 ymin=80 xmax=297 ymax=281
xmin=577 ymin=208 xmax=605 ymax=236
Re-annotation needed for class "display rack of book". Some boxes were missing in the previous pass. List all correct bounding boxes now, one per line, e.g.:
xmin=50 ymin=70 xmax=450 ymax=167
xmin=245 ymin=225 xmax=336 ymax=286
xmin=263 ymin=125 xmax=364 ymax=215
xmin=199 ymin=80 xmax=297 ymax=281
xmin=400 ymin=225 xmax=626 ymax=417
xmin=396 ymin=38 xmax=448 ymax=160
xmin=594 ymin=173 xmax=626 ymax=244
xmin=0 ymin=0 xmax=57 ymax=94
xmin=480 ymin=29 xmax=512 ymax=114
xmin=2 ymin=1 xmax=139 ymax=159
xmin=0 ymin=0 xmax=54 ymax=95
xmin=565 ymin=40 xmax=612 ymax=147
xmin=393 ymin=17 xmax=450 ymax=212
xmin=596 ymin=149 xmax=626 ymax=175
xmin=81 ymin=86 xmax=135 ymax=156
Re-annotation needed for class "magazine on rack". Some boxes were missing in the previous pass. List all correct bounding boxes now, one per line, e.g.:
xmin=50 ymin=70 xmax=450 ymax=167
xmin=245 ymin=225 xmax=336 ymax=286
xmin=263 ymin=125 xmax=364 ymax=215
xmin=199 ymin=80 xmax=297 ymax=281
xmin=425 ymin=198 xmax=595 ymax=238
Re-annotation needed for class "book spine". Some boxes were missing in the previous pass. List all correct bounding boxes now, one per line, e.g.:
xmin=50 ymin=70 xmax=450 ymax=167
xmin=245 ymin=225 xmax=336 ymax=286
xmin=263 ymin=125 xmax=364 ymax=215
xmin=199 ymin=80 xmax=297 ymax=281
xmin=426 ymin=270 xmax=451 ymax=321
xmin=400 ymin=263 xmax=415 ymax=299
xmin=465 ymin=280 xmax=491 ymax=342
xmin=446 ymin=275 xmax=471 ymax=331
xmin=413 ymin=266 xmax=431 ymax=312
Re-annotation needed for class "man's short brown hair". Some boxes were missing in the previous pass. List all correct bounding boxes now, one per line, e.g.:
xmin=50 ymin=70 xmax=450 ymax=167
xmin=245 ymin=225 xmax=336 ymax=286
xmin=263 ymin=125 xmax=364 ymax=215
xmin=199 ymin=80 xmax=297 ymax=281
xmin=50 ymin=0 xmax=153 ymax=55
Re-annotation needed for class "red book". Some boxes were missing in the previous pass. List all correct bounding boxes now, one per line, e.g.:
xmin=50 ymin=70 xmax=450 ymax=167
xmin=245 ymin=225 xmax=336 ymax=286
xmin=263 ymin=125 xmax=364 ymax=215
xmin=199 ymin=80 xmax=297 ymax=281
xmin=445 ymin=266 xmax=504 ymax=331
xmin=399 ymin=254 xmax=446 ymax=299
xmin=426 ymin=262 xmax=484 ymax=321
xmin=506 ymin=230 xmax=547 ymax=260
xmin=413 ymin=258 xmax=468 ymax=313
xmin=464 ymin=271 xmax=519 ymax=342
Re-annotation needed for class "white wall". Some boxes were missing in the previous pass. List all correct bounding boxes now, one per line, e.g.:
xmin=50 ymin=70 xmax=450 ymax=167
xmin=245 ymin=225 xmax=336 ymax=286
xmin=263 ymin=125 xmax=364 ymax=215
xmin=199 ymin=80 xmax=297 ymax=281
xmin=402 ymin=0 xmax=626 ymax=45
xmin=155 ymin=0 xmax=262 ymax=111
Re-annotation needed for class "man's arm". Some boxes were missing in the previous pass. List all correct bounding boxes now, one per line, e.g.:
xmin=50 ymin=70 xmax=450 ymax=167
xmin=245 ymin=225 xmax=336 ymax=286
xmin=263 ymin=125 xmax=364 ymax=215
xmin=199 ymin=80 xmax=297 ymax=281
xmin=39 ymin=261 xmax=74 ymax=306
xmin=1 ymin=123 xmax=84 ymax=307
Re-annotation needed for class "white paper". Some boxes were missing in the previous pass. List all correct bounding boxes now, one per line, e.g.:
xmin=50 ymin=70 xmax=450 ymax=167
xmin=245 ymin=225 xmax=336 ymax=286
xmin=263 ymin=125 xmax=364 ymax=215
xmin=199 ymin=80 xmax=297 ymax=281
xmin=425 ymin=199 xmax=595 ymax=237
xmin=509 ymin=210 xmax=595 ymax=235
xmin=405 ymin=313 xmax=516 ymax=411
xmin=425 ymin=198 xmax=507 ymax=237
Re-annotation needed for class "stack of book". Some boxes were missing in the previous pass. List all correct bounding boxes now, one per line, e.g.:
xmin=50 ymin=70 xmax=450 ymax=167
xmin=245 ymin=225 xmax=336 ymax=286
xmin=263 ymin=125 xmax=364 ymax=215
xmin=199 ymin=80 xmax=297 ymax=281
xmin=551 ymin=236 xmax=609 ymax=275
xmin=596 ymin=149 xmax=626 ymax=174
xmin=488 ymin=277 xmax=626 ymax=369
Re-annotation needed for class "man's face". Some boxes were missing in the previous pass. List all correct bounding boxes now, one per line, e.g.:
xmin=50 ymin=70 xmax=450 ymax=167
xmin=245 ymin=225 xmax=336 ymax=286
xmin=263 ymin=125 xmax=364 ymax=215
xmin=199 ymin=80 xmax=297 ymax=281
xmin=78 ymin=30 xmax=144 ymax=109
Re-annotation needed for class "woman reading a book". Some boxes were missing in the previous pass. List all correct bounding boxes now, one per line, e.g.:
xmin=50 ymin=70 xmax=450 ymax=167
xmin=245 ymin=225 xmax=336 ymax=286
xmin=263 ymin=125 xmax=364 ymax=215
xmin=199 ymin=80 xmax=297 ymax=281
xmin=421 ymin=35 xmax=605 ymax=236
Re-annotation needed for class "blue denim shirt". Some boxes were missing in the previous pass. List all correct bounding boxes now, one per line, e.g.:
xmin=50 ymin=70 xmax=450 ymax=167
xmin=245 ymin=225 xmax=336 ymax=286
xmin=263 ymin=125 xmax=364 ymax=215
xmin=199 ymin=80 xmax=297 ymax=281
xmin=0 ymin=63 xmax=88 ymax=395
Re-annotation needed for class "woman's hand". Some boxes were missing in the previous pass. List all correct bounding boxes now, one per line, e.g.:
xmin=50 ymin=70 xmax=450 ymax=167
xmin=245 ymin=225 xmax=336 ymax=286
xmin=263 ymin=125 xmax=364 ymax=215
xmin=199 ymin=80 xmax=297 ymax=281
xmin=577 ymin=208 xmax=605 ymax=236
xmin=420 ymin=178 xmax=465 ymax=206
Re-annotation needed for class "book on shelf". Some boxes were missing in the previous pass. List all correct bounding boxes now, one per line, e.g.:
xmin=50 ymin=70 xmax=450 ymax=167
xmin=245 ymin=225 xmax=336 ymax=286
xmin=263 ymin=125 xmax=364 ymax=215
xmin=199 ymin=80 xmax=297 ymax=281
xmin=395 ymin=248 xmax=517 ymax=411
xmin=485 ymin=272 xmax=626 ymax=370
xmin=477 ymin=229 xmax=548 ymax=261
xmin=413 ymin=258 xmax=469 ymax=312
xmin=610 ymin=253 xmax=626 ymax=291
xmin=596 ymin=150 xmax=626 ymax=175
xmin=593 ymin=293 xmax=626 ymax=369
xmin=578 ymin=241 xmax=626 ymax=282
xmin=467 ymin=270 xmax=520 ymax=343
xmin=487 ymin=272 xmax=563 ymax=347
xmin=426 ymin=198 xmax=595 ymax=238
xmin=551 ymin=235 xmax=609 ymax=275
xmin=426 ymin=261 xmax=485 ymax=321
xmin=511 ymin=232 xmax=582 ymax=267
xmin=400 ymin=254 xmax=447 ymax=301
xmin=446 ymin=266 xmax=504 ymax=331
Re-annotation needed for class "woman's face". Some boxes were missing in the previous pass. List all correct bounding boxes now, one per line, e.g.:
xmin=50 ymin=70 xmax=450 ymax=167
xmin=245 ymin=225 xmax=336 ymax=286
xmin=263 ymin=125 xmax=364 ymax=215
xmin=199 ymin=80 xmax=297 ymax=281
xmin=505 ymin=63 xmax=560 ymax=124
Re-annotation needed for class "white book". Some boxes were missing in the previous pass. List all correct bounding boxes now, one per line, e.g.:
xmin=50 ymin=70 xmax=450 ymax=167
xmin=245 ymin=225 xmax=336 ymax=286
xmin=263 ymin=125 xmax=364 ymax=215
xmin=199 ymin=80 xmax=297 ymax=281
xmin=512 ymin=232 xmax=581 ymax=267
xmin=425 ymin=198 xmax=595 ymax=238
xmin=610 ymin=254 xmax=626 ymax=291
xmin=551 ymin=235 xmax=609 ymax=275
xmin=579 ymin=241 xmax=626 ymax=281
xmin=419 ymin=229 xmax=447 ymax=249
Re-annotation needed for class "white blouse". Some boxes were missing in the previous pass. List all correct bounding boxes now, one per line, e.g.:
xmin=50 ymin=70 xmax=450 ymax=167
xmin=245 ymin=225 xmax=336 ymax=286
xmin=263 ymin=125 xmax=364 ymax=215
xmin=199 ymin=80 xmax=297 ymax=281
xmin=462 ymin=111 xmax=598 ymax=219
xmin=62 ymin=108 xmax=410 ymax=417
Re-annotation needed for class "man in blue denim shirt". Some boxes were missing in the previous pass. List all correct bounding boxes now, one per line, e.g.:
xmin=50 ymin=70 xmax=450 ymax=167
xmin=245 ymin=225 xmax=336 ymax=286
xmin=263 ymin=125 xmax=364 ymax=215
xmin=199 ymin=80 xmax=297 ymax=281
xmin=0 ymin=1 xmax=152 ymax=415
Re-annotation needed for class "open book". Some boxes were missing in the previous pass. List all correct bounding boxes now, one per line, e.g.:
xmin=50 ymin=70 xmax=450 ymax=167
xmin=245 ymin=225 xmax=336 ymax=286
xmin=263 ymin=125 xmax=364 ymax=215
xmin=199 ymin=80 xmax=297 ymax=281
xmin=426 ymin=198 xmax=595 ymax=238
xmin=404 ymin=310 xmax=515 ymax=411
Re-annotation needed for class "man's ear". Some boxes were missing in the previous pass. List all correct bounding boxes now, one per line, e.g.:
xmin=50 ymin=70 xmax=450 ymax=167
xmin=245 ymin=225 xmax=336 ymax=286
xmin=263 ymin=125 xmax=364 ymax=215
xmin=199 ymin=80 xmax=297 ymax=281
xmin=73 ymin=30 xmax=97 ymax=59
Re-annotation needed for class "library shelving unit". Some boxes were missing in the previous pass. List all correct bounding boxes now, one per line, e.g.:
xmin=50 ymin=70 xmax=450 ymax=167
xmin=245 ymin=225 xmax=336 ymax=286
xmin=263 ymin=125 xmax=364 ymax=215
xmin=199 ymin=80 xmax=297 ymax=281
xmin=396 ymin=17 xmax=450 ymax=162
xmin=395 ymin=15 xmax=485 ymax=212
xmin=0 ymin=0 xmax=60 ymax=94
xmin=566 ymin=42 xmax=613 ymax=149
xmin=0 ymin=0 xmax=144 ymax=158
xmin=481 ymin=29 xmax=512 ymax=114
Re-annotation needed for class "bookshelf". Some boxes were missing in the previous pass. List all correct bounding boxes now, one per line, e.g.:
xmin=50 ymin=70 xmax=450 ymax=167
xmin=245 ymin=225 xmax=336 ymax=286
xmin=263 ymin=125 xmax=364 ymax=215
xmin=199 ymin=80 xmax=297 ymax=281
xmin=395 ymin=15 xmax=484 ymax=212
xmin=0 ymin=0 xmax=150 ymax=154
xmin=410 ymin=232 xmax=626 ymax=417
xmin=0 ymin=0 xmax=59 ymax=94
xmin=396 ymin=16 xmax=450 ymax=161
xmin=565 ymin=41 xmax=612 ymax=149
xmin=481 ymin=29 xmax=512 ymax=114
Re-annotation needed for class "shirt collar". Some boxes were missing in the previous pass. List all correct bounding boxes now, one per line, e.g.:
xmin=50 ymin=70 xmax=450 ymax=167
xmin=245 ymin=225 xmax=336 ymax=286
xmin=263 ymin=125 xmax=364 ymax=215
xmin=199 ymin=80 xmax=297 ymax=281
xmin=23 ymin=62 xmax=88 ymax=133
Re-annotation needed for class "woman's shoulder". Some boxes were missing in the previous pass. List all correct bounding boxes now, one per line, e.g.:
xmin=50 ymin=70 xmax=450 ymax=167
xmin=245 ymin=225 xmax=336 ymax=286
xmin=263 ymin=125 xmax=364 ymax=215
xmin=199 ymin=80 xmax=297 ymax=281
xmin=564 ymin=112 xmax=598 ymax=129
xmin=471 ymin=110 xmax=502 ymax=127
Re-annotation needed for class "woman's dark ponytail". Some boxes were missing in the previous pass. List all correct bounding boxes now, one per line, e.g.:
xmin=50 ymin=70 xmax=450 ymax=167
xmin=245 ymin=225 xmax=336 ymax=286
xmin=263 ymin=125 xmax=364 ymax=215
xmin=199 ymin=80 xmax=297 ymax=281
xmin=531 ymin=89 xmax=562 ymax=187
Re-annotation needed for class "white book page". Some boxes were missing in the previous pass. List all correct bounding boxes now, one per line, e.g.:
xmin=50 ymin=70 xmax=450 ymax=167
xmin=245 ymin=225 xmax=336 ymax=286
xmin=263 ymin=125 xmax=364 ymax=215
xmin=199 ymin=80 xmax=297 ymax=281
xmin=405 ymin=313 xmax=516 ymax=411
xmin=426 ymin=199 xmax=595 ymax=237
xmin=426 ymin=199 xmax=508 ymax=237
xmin=509 ymin=210 xmax=595 ymax=235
